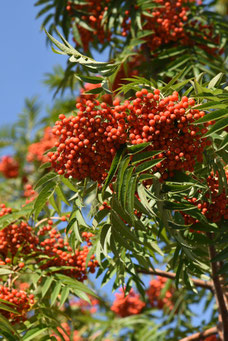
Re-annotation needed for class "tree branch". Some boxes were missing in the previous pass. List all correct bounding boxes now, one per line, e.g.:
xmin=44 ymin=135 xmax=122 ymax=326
xmin=208 ymin=235 xmax=228 ymax=341
xmin=179 ymin=326 xmax=217 ymax=341
xmin=137 ymin=268 xmax=214 ymax=291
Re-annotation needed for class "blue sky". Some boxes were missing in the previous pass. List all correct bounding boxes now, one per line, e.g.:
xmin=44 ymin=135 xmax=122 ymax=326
xmin=0 ymin=1 xmax=68 ymax=127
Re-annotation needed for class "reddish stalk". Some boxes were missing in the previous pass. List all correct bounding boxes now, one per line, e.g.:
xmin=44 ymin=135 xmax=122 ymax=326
xmin=179 ymin=326 xmax=218 ymax=341
xmin=207 ymin=234 xmax=228 ymax=341
xmin=137 ymin=268 xmax=213 ymax=291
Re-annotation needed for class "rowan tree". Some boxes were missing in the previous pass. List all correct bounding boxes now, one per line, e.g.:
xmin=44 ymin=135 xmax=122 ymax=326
xmin=0 ymin=0 xmax=228 ymax=340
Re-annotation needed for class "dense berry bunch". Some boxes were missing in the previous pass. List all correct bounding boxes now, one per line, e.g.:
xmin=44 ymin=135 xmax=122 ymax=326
xmin=182 ymin=170 xmax=228 ymax=224
xmin=27 ymin=127 xmax=57 ymax=164
xmin=38 ymin=225 xmax=98 ymax=281
xmin=50 ymin=89 xmax=211 ymax=182
xmin=111 ymin=288 xmax=145 ymax=317
xmin=122 ymin=1 xmax=221 ymax=57
xmin=142 ymin=0 xmax=194 ymax=51
xmin=126 ymin=89 xmax=211 ymax=180
xmin=0 ymin=221 xmax=38 ymax=260
xmin=0 ymin=286 xmax=34 ymax=324
xmin=66 ymin=0 xmax=110 ymax=51
xmin=0 ymin=156 xmax=19 ymax=179
xmin=48 ymin=99 xmax=128 ymax=182
xmin=0 ymin=205 xmax=38 ymax=261
xmin=147 ymin=277 xmax=174 ymax=310
xmin=188 ymin=21 xmax=222 ymax=56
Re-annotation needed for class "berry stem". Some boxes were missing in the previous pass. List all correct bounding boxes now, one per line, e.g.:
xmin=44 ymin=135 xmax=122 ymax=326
xmin=35 ymin=216 xmax=65 ymax=228
xmin=179 ymin=326 xmax=218 ymax=341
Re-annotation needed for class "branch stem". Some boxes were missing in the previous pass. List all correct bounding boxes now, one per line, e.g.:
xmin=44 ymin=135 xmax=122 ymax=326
xmin=138 ymin=268 xmax=213 ymax=291
xmin=179 ymin=327 xmax=217 ymax=341
xmin=208 ymin=235 xmax=228 ymax=341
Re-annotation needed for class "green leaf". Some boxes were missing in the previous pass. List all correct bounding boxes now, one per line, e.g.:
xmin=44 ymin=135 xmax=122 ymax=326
xmin=42 ymin=277 xmax=54 ymax=298
xmin=135 ymin=158 xmax=165 ymax=174
xmin=39 ymin=162 xmax=51 ymax=170
xmin=54 ymin=274 xmax=97 ymax=297
xmin=208 ymin=73 xmax=224 ymax=88
xmin=194 ymin=101 xmax=227 ymax=110
xmin=194 ymin=109 xmax=228 ymax=124
xmin=126 ymin=175 xmax=137 ymax=220
xmin=217 ymin=133 xmax=228 ymax=151
xmin=49 ymin=193 xmax=61 ymax=214
xmin=102 ymin=144 xmax=126 ymax=195
xmin=127 ymin=142 xmax=150 ymax=154
xmin=34 ymin=172 xmax=58 ymax=189
xmin=131 ymin=150 xmax=161 ymax=164
xmin=75 ymin=74 xmax=104 ymax=84
xmin=111 ymin=210 xmax=140 ymax=245
xmin=0 ymin=269 xmax=14 ymax=275
xmin=210 ymin=247 xmax=228 ymax=262
xmin=117 ymin=157 xmax=130 ymax=200
xmin=22 ymin=327 xmax=48 ymax=341
xmin=0 ymin=207 xmax=33 ymax=230
xmin=204 ymin=117 xmax=228 ymax=137
xmin=0 ymin=303 xmax=19 ymax=315
xmin=162 ymin=67 xmax=187 ymax=93
xmin=61 ymin=176 xmax=78 ymax=192
xmin=59 ymin=286 xmax=70 ymax=308
xmin=55 ymin=184 xmax=70 ymax=206
xmin=50 ymin=281 xmax=62 ymax=306
xmin=120 ymin=166 xmax=134 ymax=208
xmin=0 ymin=314 xmax=20 ymax=337
xmin=164 ymin=201 xmax=196 ymax=211
xmin=34 ymin=181 xmax=57 ymax=219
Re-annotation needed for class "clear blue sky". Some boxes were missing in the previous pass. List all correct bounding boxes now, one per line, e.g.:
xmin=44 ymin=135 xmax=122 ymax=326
xmin=0 ymin=1 xmax=68 ymax=127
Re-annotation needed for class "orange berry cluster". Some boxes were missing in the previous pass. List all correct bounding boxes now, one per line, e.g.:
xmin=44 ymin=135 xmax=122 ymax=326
xmin=0 ymin=221 xmax=38 ymax=260
xmin=111 ymin=288 xmax=145 ymax=317
xmin=38 ymin=224 xmax=98 ymax=281
xmin=147 ymin=277 xmax=174 ymax=310
xmin=0 ymin=205 xmax=98 ymax=281
xmin=66 ymin=0 xmax=221 ymax=60
xmin=182 ymin=170 xmax=228 ymax=225
xmin=27 ymin=127 xmax=57 ymax=164
xmin=66 ymin=0 xmax=111 ymax=51
xmin=126 ymin=89 xmax=211 ymax=180
xmin=188 ymin=21 xmax=223 ymax=57
xmin=142 ymin=0 xmax=193 ymax=51
xmin=0 ymin=205 xmax=38 ymax=261
xmin=0 ymin=156 xmax=19 ymax=179
xmin=50 ymin=89 xmax=210 ymax=183
xmin=0 ymin=286 xmax=34 ymax=324
xmin=48 ymin=99 xmax=128 ymax=182
xmin=122 ymin=1 xmax=221 ymax=57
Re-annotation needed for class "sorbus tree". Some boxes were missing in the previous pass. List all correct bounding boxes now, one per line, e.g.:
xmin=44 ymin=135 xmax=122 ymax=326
xmin=0 ymin=0 xmax=228 ymax=340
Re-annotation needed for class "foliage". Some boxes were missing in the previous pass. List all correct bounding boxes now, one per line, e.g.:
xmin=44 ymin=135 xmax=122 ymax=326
xmin=0 ymin=0 xmax=228 ymax=340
